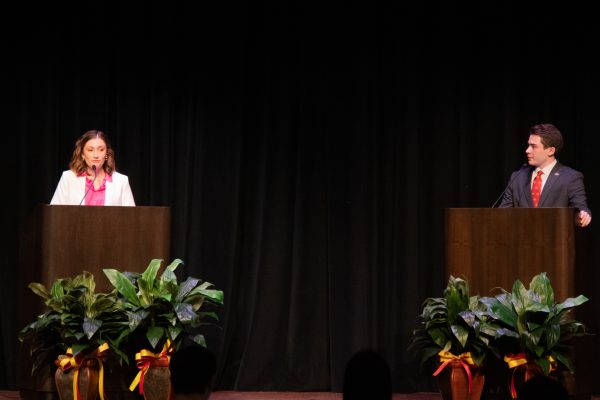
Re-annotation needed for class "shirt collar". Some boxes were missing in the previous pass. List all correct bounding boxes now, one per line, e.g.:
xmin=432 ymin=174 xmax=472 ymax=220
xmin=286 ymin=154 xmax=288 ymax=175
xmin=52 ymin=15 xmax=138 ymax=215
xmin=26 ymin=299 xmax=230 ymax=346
xmin=535 ymin=159 xmax=557 ymax=177
xmin=78 ymin=171 xmax=113 ymax=182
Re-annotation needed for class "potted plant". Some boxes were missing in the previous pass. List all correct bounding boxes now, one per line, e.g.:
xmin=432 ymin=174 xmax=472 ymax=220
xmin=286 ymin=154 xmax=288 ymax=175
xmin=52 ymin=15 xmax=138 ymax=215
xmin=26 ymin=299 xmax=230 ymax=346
xmin=102 ymin=258 xmax=224 ymax=400
xmin=479 ymin=272 xmax=589 ymax=398
xmin=409 ymin=275 xmax=498 ymax=400
xmin=18 ymin=271 xmax=127 ymax=400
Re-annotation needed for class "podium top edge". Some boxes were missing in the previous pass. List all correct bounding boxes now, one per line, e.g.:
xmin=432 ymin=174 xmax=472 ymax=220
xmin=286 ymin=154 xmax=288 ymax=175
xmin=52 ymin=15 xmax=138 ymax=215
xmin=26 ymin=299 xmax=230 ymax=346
xmin=38 ymin=204 xmax=171 ymax=210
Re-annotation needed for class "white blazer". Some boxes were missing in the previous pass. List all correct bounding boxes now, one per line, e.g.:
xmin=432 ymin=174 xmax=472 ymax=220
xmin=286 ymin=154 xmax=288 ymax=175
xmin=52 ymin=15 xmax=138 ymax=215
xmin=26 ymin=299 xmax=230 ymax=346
xmin=50 ymin=170 xmax=136 ymax=206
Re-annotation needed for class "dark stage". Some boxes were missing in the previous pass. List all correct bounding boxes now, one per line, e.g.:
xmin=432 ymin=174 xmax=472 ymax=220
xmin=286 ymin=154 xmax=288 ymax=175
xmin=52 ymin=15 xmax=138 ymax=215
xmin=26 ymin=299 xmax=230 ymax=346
xmin=4 ymin=1 xmax=600 ymax=398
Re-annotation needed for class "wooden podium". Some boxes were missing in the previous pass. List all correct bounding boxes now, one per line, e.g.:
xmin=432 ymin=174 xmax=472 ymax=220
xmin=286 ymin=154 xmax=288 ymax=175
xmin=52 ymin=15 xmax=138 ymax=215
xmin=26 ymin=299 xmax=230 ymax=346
xmin=444 ymin=207 xmax=594 ymax=399
xmin=445 ymin=207 xmax=579 ymax=299
xmin=16 ymin=205 xmax=171 ymax=399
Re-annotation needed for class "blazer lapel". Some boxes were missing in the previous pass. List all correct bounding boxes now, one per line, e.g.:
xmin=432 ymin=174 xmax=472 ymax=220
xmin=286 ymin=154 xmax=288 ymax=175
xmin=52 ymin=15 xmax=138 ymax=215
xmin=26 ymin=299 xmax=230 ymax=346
xmin=538 ymin=163 xmax=562 ymax=207
xmin=104 ymin=179 xmax=113 ymax=206
xmin=523 ymin=167 xmax=535 ymax=207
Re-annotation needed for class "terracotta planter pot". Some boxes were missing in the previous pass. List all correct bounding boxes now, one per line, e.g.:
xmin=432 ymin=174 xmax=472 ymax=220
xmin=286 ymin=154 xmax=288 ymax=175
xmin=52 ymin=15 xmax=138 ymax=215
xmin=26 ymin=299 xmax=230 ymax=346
xmin=436 ymin=360 xmax=485 ymax=400
xmin=55 ymin=358 xmax=100 ymax=400
xmin=141 ymin=358 xmax=171 ymax=400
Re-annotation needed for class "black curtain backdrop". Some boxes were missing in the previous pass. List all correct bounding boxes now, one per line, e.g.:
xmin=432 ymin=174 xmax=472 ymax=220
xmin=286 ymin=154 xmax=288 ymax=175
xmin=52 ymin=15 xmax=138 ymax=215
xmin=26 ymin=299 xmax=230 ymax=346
xmin=3 ymin=0 xmax=600 ymax=394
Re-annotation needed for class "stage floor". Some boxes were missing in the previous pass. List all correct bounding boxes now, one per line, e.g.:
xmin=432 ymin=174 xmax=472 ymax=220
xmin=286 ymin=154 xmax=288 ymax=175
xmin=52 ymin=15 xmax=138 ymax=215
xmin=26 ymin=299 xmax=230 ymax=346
xmin=0 ymin=391 xmax=442 ymax=400
xmin=4 ymin=391 xmax=600 ymax=400
xmin=212 ymin=393 xmax=441 ymax=400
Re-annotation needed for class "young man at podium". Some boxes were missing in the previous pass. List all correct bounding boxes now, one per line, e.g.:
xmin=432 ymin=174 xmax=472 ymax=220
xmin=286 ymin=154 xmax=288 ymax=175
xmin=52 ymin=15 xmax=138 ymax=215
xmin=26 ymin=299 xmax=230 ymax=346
xmin=498 ymin=123 xmax=591 ymax=227
xmin=50 ymin=130 xmax=136 ymax=206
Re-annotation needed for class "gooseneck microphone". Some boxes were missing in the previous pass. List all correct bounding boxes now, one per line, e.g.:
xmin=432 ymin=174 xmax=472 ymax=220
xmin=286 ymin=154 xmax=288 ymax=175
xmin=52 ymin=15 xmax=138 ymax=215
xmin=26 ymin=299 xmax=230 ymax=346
xmin=79 ymin=165 xmax=97 ymax=205
xmin=491 ymin=163 xmax=528 ymax=208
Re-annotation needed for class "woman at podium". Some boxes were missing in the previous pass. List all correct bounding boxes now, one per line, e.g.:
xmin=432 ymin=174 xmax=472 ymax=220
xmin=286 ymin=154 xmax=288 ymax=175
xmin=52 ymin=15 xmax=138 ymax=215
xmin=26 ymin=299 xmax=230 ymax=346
xmin=50 ymin=130 xmax=136 ymax=206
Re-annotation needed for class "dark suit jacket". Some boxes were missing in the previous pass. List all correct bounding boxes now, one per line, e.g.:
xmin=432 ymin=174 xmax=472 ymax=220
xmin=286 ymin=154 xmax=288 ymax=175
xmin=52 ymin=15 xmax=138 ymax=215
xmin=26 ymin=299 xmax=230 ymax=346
xmin=499 ymin=162 xmax=591 ymax=215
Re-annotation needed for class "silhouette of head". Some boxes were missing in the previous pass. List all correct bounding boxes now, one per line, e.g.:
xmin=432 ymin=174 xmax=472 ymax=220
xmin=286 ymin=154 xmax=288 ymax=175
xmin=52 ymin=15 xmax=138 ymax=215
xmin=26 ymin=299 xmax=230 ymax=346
xmin=169 ymin=344 xmax=217 ymax=399
xmin=518 ymin=375 xmax=568 ymax=400
xmin=342 ymin=349 xmax=392 ymax=400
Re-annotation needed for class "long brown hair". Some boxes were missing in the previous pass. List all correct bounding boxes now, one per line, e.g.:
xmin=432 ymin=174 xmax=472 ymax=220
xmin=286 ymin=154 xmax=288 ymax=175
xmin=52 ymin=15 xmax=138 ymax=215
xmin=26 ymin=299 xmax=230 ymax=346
xmin=68 ymin=130 xmax=116 ymax=175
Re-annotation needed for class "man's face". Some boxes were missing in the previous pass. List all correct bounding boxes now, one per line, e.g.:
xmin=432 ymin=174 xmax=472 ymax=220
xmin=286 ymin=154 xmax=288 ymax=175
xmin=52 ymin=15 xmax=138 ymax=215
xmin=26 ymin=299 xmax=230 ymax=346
xmin=526 ymin=134 xmax=555 ymax=168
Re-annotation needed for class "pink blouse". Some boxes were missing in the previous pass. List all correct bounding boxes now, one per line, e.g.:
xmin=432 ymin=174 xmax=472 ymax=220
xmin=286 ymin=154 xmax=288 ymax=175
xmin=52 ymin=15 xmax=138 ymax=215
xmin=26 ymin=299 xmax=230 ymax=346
xmin=81 ymin=173 xmax=113 ymax=206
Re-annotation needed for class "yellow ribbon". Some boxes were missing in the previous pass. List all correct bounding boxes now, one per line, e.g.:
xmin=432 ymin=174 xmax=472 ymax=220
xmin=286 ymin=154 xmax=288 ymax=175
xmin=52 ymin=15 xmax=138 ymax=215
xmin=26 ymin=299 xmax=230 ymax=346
xmin=95 ymin=343 xmax=109 ymax=400
xmin=504 ymin=353 xmax=528 ymax=369
xmin=546 ymin=355 xmax=557 ymax=372
xmin=129 ymin=340 xmax=172 ymax=394
xmin=56 ymin=344 xmax=109 ymax=400
xmin=432 ymin=351 xmax=476 ymax=393
xmin=504 ymin=352 xmax=528 ymax=398
xmin=56 ymin=347 xmax=82 ymax=400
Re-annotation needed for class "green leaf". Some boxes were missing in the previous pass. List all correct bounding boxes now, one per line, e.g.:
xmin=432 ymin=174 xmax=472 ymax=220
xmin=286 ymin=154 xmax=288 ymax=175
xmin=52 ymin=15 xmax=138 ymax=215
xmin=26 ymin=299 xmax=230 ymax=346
xmin=71 ymin=343 xmax=88 ymax=356
xmin=167 ymin=325 xmax=182 ymax=342
xmin=109 ymin=342 xmax=130 ymax=366
xmin=137 ymin=278 xmax=154 ymax=307
xmin=176 ymin=278 xmax=200 ymax=302
xmin=428 ymin=327 xmax=449 ymax=348
xmin=545 ymin=322 xmax=561 ymax=348
xmin=165 ymin=258 xmax=184 ymax=273
xmin=103 ymin=269 xmax=140 ymax=306
xmin=199 ymin=289 xmax=224 ymax=303
xmin=523 ymin=302 xmax=549 ymax=314
xmin=556 ymin=295 xmax=589 ymax=313
xmin=197 ymin=311 xmax=220 ymax=322
xmin=529 ymin=272 xmax=554 ymax=307
xmin=141 ymin=259 xmax=163 ymax=291
xmin=147 ymin=326 xmax=165 ymax=350
xmin=190 ymin=334 xmax=206 ymax=347
xmin=495 ymin=328 xmax=520 ymax=339
xmin=419 ymin=346 xmax=442 ymax=367
xmin=485 ymin=296 xmax=517 ymax=329
xmin=537 ymin=357 xmax=551 ymax=375
xmin=161 ymin=268 xmax=178 ymax=285
xmin=83 ymin=317 xmax=101 ymax=340
xmin=28 ymin=283 xmax=50 ymax=300
xmin=450 ymin=324 xmax=469 ymax=348
xmin=174 ymin=303 xmax=197 ymax=323
xmin=554 ymin=351 xmax=574 ymax=372
xmin=50 ymin=280 xmax=66 ymax=299
xmin=128 ymin=309 xmax=149 ymax=330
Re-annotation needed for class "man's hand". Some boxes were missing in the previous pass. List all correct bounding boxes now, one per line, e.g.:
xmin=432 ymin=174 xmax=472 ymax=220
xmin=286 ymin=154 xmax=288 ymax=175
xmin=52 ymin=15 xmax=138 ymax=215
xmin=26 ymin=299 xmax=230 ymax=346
xmin=577 ymin=210 xmax=592 ymax=227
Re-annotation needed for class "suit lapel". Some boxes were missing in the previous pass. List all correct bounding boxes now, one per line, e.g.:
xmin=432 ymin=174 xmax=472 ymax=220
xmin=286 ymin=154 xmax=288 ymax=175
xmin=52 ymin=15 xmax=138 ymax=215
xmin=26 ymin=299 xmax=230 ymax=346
xmin=538 ymin=162 xmax=562 ymax=207
xmin=523 ymin=167 xmax=535 ymax=207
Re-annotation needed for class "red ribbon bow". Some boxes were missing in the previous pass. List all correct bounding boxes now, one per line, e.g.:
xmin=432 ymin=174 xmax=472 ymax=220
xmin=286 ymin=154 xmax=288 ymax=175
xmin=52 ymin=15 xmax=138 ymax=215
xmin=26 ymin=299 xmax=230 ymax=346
xmin=432 ymin=351 xmax=476 ymax=393
xmin=129 ymin=340 xmax=173 ymax=395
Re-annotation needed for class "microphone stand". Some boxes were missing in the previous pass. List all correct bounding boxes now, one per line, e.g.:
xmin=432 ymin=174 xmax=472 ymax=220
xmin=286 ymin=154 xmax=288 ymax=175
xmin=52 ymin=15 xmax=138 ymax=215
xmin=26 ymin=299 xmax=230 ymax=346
xmin=79 ymin=165 xmax=97 ymax=205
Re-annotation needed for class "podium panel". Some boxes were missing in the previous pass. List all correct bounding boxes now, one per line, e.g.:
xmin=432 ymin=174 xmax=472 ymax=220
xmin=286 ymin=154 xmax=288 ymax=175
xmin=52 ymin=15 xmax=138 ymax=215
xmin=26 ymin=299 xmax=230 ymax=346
xmin=17 ymin=205 xmax=171 ymax=397
xmin=19 ymin=205 xmax=171 ymax=292
xmin=445 ymin=207 xmax=576 ymax=299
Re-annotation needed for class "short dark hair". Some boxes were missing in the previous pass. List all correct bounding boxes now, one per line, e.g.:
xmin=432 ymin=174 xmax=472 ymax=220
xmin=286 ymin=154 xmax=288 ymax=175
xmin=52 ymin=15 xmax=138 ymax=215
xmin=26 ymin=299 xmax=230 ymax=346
xmin=169 ymin=345 xmax=217 ymax=395
xmin=529 ymin=123 xmax=564 ymax=154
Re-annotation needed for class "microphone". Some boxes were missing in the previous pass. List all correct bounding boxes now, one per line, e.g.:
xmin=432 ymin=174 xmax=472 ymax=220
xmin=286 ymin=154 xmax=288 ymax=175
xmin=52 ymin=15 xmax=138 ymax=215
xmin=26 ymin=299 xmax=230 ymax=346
xmin=79 ymin=165 xmax=97 ymax=205
xmin=491 ymin=163 xmax=528 ymax=208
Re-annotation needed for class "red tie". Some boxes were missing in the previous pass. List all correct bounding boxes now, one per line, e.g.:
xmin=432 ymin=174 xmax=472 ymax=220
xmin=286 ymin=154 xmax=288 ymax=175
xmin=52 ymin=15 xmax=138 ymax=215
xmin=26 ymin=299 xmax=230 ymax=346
xmin=531 ymin=170 xmax=543 ymax=208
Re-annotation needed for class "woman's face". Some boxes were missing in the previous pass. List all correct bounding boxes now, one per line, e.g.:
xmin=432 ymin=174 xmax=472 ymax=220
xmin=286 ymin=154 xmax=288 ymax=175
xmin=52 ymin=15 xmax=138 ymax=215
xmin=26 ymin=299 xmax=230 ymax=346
xmin=82 ymin=137 xmax=107 ymax=172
